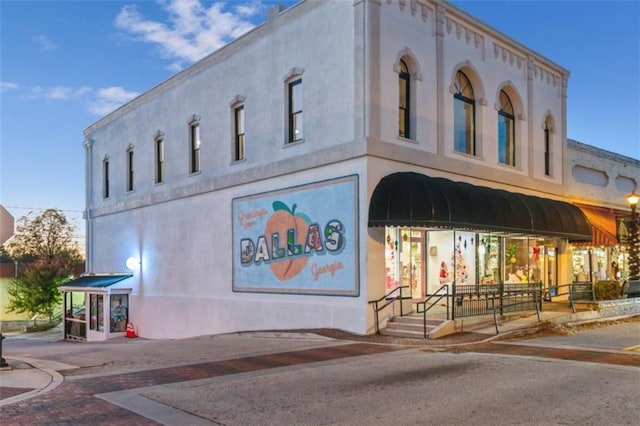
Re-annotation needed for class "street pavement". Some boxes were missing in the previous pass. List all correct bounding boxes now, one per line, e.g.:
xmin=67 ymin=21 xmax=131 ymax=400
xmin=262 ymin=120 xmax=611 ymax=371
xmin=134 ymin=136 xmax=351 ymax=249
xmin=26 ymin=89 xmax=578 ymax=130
xmin=1 ymin=308 xmax=638 ymax=425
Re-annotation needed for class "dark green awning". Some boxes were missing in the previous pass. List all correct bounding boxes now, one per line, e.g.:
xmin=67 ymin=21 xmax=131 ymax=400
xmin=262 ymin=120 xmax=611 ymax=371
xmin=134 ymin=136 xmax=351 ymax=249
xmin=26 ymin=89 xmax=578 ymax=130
xmin=61 ymin=274 xmax=132 ymax=288
xmin=368 ymin=172 xmax=592 ymax=241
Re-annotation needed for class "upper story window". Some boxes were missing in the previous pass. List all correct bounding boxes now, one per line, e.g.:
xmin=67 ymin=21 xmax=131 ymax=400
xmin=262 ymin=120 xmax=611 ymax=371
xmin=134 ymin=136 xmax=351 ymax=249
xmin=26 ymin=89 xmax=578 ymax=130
xmin=398 ymin=59 xmax=410 ymax=138
xmin=155 ymin=132 xmax=164 ymax=184
xmin=498 ymin=90 xmax=515 ymax=166
xmin=126 ymin=147 xmax=134 ymax=192
xmin=288 ymin=79 xmax=303 ymax=143
xmin=453 ymin=71 xmax=476 ymax=155
xmin=189 ymin=117 xmax=201 ymax=174
xmin=544 ymin=116 xmax=553 ymax=176
xmin=103 ymin=157 xmax=110 ymax=199
xmin=234 ymin=105 xmax=245 ymax=161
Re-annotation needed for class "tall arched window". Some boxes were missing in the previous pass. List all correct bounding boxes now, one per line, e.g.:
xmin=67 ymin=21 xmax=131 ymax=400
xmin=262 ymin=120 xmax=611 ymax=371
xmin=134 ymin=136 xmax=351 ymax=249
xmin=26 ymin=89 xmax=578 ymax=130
xmin=498 ymin=90 xmax=515 ymax=166
xmin=398 ymin=59 xmax=410 ymax=138
xmin=544 ymin=117 xmax=552 ymax=176
xmin=453 ymin=71 xmax=475 ymax=155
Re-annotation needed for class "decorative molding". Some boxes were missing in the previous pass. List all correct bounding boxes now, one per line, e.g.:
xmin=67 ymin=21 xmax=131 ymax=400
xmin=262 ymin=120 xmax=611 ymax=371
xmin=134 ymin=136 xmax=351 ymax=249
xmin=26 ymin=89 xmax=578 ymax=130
xmin=189 ymin=114 xmax=201 ymax=124
xmin=154 ymin=130 xmax=164 ymax=140
xmin=394 ymin=47 xmax=423 ymax=81
xmin=127 ymin=143 xmax=134 ymax=151
xmin=282 ymin=67 xmax=305 ymax=82
xmin=493 ymin=43 xmax=525 ymax=71
xmin=533 ymin=64 xmax=560 ymax=89
xmin=83 ymin=139 xmax=93 ymax=149
xmin=445 ymin=17 xmax=484 ymax=54
xmin=387 ymin=0 xmax=432 ymax=24
xmin=229 ymin=95 xmax=246 ymax=107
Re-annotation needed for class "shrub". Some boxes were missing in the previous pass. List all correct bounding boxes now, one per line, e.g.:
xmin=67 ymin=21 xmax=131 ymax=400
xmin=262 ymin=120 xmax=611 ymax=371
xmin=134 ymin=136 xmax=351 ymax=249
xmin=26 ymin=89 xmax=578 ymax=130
xmin=594 ymin=280 xmax=621 ymax=301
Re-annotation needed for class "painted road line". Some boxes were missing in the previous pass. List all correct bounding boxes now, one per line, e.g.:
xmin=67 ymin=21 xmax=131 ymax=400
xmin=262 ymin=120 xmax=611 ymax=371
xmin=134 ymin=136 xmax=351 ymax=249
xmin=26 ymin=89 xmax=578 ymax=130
xmin=622 ymin=343 xmax=640 ymax=352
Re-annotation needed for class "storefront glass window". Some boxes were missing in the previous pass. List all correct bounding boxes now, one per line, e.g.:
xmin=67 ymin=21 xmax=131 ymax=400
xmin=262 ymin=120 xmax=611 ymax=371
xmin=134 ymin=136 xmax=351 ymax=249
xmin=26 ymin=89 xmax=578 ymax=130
xmin=384 ymin=228 xmax=560 ymax=298
xmin=89 ymin=294 xmax=104 ymax=332
xmin=572 ymin=247 xmax=609 ymax=282
xmin=384 ymin=227 xmax=426 ymax=299
xmin=110 ymin=294 xmax=128 ymax=333
xmin=478 ymin=235 xmax=500 ymax=284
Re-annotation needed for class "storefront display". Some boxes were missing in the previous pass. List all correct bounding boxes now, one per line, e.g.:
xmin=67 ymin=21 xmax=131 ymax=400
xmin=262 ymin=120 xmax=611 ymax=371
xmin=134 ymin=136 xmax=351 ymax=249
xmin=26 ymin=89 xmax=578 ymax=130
xmin=384 ymin=227 xmax=559 ymax=299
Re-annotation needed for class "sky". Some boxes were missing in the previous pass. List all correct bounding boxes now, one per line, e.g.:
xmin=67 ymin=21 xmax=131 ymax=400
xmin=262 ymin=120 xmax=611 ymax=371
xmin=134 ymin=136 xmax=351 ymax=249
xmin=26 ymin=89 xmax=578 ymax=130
xmin=1 ymin=0 xmax=639 ymax=246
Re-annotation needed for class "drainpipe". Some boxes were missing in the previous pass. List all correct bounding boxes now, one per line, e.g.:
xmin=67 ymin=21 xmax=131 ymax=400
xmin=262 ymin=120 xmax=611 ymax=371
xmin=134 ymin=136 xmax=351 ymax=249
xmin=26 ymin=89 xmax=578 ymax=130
xmin=83 ymin=138 xmax=93 ymax=272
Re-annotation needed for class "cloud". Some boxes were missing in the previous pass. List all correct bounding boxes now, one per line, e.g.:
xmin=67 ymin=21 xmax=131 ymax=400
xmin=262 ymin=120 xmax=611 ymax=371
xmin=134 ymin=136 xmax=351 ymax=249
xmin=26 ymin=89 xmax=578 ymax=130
xmin=0 ymin=81 xmax=19 ymax=92
xmin=5 ymin=81 xmax=139 ymax=116
xmin=87 ymin=86 xmax=141 ymax=115
xmin=115 ymin=0 xmax=262 ymax=69
xmin=32 ymin=34 xmax=58 ymax=51
xmin=31 ymin=85 xmax=92 ymax=100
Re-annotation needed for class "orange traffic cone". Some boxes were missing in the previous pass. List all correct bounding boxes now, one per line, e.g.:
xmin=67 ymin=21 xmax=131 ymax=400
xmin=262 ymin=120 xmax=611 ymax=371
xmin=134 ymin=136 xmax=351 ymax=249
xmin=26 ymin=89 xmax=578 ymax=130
xmin=126 ymin=322 xmax=137 ymax=338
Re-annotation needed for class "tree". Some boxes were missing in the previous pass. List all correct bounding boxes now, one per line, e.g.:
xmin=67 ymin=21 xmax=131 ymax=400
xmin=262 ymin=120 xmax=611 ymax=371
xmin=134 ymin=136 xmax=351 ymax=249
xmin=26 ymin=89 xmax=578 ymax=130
xmin=4 ymin=209 xmax=83 ymax=323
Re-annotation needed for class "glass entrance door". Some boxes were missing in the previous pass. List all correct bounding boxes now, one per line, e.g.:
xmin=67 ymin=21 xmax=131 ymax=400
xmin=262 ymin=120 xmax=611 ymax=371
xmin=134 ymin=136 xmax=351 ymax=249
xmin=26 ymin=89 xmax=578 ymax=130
xmin=385 ymin=227 xmax=426 ymax=299
xmin=399 ymin=229 xmax=425 ymax=299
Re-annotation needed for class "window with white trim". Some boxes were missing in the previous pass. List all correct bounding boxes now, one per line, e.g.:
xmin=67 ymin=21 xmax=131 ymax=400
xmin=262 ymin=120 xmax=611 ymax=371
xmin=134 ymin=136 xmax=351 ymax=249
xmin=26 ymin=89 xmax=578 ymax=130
xmin=498 ymin=90 xmax=515 ymax=166
xmin=453 ymin=71 xmax=476 ymax=155
xmin=234 ymin=105 xmax=245 ymax=161
xmin=544 ymin=117 xmax=553 ymax=176
xmin=288 ymin=79 xmax=303 ymax=143
xmin=103 ymin=156 xmax=110 ymax=199
xmin=189 ymin=118 xmax=201 ymax=173
xmin=155 ymin=133 xmax=164 ymax=184
xmin=398 ymin=59 xmax=410 ymax=138
xmin=126 ymin=147 xmax=134 ymax=192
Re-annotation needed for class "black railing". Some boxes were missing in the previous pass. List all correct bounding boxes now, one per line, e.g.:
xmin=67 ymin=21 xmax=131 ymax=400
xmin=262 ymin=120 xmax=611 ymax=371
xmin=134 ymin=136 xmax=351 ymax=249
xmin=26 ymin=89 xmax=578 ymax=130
xmin=369 ymin=285 xmax=411 ymax=334
xmin=566 ymin=282 xmax=595 ymax=313
xmin=416 ymin=285 xmax=449 ymax=338
xmin=451 ymin=282 xmax=542 ymax=334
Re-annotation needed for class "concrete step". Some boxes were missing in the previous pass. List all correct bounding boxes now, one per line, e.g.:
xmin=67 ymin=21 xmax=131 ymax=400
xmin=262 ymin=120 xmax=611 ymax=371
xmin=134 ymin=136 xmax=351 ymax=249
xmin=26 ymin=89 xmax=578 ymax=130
xmin=380 ymin=315 xmax=446 ymax=338
xmin=380 ymin=327 xmax=429 ymax=338
xmin=390 ymin=315 xmax=444 ymax=327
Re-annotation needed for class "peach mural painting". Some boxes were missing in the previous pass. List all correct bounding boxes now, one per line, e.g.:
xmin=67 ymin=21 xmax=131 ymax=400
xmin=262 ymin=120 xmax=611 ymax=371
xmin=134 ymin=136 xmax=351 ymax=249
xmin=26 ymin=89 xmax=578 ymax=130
xmin=232 ymin=175 xmax=359 ymax=296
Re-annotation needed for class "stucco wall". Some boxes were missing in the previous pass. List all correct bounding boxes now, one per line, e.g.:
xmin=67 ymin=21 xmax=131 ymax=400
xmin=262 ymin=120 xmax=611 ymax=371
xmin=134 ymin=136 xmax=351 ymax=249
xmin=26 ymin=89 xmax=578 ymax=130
xmin=90 ymin=159 xmax=371 ymax=339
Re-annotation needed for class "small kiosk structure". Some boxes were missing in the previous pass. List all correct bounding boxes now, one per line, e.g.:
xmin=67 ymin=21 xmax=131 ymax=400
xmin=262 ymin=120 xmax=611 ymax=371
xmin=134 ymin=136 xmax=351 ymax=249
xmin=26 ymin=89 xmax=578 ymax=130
xmin=59 ymin=274 xmax=132 ymax=342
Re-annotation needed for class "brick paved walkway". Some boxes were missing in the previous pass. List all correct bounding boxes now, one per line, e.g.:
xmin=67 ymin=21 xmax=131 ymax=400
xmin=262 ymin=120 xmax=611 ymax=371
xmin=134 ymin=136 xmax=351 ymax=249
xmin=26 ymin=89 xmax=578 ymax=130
xmin=0 ymin=342 xmax=405 ymax=425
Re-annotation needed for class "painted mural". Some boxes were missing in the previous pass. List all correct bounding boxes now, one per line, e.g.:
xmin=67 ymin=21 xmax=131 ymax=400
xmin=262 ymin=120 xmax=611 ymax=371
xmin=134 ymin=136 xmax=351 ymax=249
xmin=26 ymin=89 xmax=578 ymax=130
xmin=232 ymin=175 xmax=359 ymax=296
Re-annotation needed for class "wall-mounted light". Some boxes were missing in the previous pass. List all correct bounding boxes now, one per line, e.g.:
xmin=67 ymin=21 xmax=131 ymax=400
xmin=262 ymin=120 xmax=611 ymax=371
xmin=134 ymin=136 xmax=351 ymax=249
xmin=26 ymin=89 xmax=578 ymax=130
xmin=125 ymin=256 xmax=140 ymax=271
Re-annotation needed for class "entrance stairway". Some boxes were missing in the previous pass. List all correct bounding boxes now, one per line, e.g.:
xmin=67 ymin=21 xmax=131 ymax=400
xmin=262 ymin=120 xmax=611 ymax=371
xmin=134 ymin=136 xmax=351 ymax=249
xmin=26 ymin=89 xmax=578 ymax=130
xmin=380 ymin=315 xmax=451 ymax=339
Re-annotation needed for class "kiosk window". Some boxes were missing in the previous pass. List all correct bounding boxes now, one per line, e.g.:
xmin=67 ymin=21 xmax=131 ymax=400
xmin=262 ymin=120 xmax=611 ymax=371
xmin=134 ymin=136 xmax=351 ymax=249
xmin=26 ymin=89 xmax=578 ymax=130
xmin=110 ymin=294 xmax=128 ymax=333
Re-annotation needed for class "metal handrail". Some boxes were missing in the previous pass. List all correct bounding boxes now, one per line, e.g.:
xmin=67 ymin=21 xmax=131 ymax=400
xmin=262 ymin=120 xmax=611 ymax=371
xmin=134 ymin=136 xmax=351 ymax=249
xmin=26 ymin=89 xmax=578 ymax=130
xmin=415 ymin=285 xmax=449 ymax=338
xmin=368 ymin=285 xmax=410 ymax=334
xmin=564 ymin=282 xmax=595 ymax=313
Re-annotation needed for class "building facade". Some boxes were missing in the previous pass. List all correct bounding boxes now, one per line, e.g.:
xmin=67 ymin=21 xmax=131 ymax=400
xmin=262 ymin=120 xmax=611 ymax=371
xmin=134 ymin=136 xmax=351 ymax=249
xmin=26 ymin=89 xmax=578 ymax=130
xmin=78 ymin=0 xmax=638 ymax=340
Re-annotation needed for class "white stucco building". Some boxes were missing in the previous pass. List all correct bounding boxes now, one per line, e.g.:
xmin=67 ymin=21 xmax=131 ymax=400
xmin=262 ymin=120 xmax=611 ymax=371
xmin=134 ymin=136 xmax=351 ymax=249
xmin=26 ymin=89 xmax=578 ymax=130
xmin=69 ymin=0 xmax=638 ymax=341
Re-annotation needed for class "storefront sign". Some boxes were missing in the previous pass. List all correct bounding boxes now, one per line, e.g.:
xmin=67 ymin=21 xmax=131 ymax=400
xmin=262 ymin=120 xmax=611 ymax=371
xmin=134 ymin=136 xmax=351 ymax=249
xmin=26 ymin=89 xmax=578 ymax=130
xmin=232 ymin=175 xmax=359 ymax=296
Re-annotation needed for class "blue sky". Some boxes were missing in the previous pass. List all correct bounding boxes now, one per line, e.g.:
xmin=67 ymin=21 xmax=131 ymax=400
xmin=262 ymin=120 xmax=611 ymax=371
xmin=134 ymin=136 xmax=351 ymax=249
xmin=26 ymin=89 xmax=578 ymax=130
xmin=1 ymin=0 xmax=639 ymax=245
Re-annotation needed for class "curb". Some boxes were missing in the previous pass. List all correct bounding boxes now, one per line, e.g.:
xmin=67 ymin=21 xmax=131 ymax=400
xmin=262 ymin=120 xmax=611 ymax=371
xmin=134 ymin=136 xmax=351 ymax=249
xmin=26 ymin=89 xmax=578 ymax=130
xmin=0 ymin=357 xmax=66 ymax=407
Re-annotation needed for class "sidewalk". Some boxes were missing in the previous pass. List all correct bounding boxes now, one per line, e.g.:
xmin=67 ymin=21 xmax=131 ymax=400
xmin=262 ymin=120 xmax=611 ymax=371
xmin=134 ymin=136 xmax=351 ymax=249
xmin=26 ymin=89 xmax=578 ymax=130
xmin=0 ymin=303 xmax=632 ymax=408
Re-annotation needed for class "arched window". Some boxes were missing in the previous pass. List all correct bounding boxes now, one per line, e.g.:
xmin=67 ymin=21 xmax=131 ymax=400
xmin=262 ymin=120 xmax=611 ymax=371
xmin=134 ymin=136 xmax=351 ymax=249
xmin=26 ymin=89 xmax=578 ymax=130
xmin=398 ymin=59 xmax=410 ymax=138
xmin=498 ymin=90 xmax=515 ymax=166
xmin=453 ymin=71 xmax=475 ymax=155
xmin=543 ymin=117 xmax=552 ymax=176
